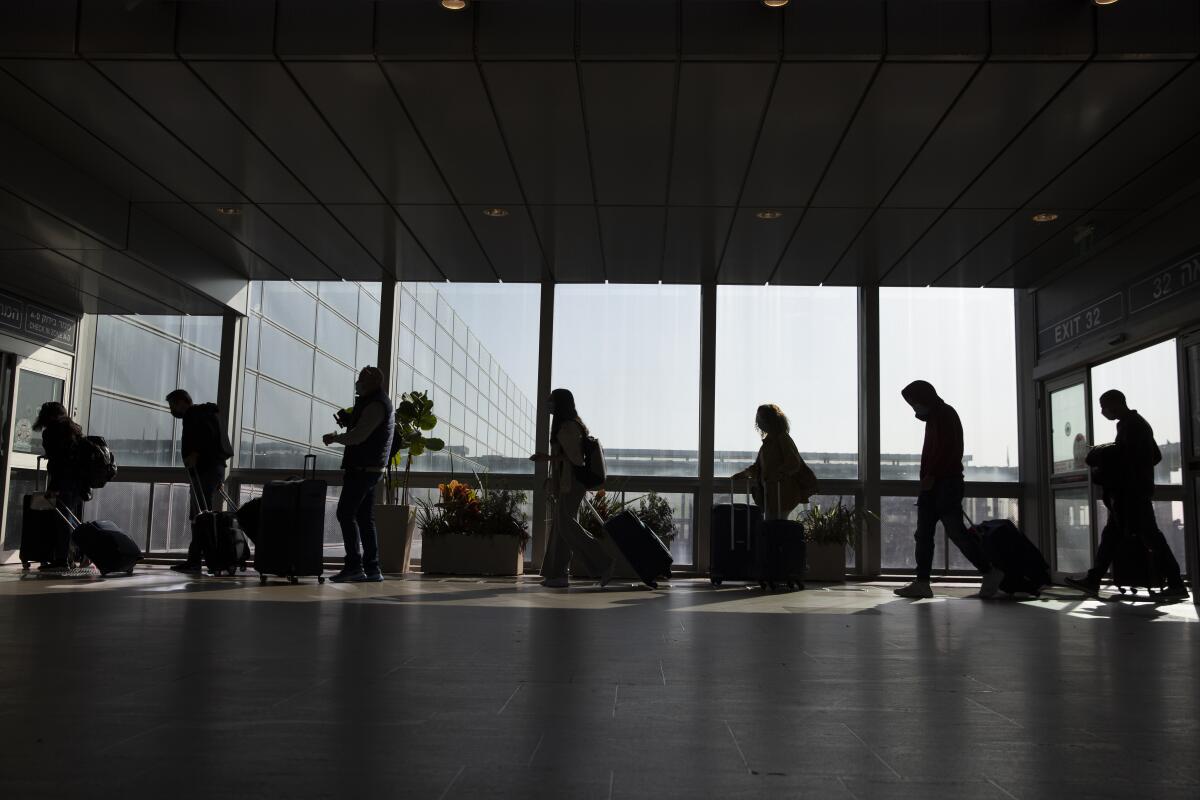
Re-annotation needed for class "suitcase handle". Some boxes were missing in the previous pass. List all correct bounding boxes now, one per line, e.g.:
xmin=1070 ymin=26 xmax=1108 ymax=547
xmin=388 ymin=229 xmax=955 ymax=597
xmin=727 ymin=477 xmax=753 ymax=551
xmin=52 ymin=502 xmax=82 ymax=532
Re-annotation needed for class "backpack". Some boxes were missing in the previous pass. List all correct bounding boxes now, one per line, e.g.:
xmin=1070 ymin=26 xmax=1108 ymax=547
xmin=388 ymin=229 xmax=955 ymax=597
xmin=77 ymin=435 xmax=118 ymax=489
xmin=573 ymin=435 xmax=607 ymax=489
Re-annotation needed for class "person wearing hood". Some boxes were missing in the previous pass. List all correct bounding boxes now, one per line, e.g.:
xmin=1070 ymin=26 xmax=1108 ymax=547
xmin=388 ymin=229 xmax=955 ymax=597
xmin=167 ymin=389 xmax=234 ymax=574
xmin=31 ymin=402 xmax=90 ymax=570
xmin=893 ymin=380 xmax=1003 ymax=599
xmin=731 ymin=404 xmax=818 ymax=520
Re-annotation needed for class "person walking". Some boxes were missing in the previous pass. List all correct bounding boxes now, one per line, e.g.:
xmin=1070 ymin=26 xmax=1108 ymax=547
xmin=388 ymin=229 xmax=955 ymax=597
xmin=31 ymin=402 xmax=90 ymax=571
xmin=1066 ymin=390 xmax=1188 ymax=601
xmin=322 ymin=366 xmax=394 ymax=584
xmin=893 ymin=381 xmax=1004 ymax=599
xmin=166 ymin=389 xmax=233 ymax=574
xmin=730 ymin=404 xmax=818 ymax=521
xmin=531 ymin=388 xmax=619 ymax=589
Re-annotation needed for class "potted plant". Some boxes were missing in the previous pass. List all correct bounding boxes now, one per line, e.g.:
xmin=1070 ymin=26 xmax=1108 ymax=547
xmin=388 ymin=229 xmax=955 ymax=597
xmin=376 ymin=391 xmax=444 ymax=574
xmin=799 ymin=498 xmax=874 ymax=582
xmin=576 ymin=490 xmax=676 ymax=579
xmin=416 ymin=479 xmax=530 ymax=576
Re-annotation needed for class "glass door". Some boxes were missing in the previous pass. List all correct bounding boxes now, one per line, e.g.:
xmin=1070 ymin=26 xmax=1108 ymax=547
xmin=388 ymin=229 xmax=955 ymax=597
xmin=1045 ymin=374 xmax=1093 ymax=576
xmin=1 ymin=353 xmax=71 ymax=555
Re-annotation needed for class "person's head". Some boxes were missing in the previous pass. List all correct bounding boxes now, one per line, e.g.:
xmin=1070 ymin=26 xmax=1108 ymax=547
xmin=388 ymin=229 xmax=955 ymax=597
xmin=1098 ymin=389 xmax=1129 ymax=421
xmin=165 ymin=389 xmax=193 ymax=419
xmin=901 ymin=380 xmax=941 ymax=421
xmin=548 ymin=388 xmax=577 ymax=419
xmin=356 ymin=366 xmax=384 ymax=397
xmin=755 ymin=404 xmax=789 ymax=438
xmin=32 ymin=401 xmax=69 ymax=432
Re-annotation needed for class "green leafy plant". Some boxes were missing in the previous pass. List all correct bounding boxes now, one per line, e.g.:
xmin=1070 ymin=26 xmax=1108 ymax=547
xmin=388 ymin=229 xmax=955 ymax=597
xmin=388 ymin=391 xmax=445 ymax=505
xmin=583 ymin=489 xmax=676 ymax=548
xmin=800 ymin=498 xmax=875 ymax=547
xmin=416 ymin=478 xmax=530 ymax=543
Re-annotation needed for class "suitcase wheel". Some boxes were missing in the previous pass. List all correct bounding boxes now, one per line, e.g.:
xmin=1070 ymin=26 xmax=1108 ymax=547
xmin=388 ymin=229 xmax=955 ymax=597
xmin=318 ymin=576 xmax=326 ymax=585
xmin=710 ymin=577 xmax=723 ymax=587
xmin=1130 ymin=588 xmax=1138 ymax=596
xmin=259 ymin=575 xmax=268 ymax=585
xmin=647 ymin=580 xmax=658 ymax=590
xmin=1118 ymin=587 xmax=1127 ymax=595
xmin=21 ymin=561 xmax=30 ymax=573
xmin=126 ymin=570 xmax=135 ymax=577
xmin=289 ymin=576 xmax=299 ymax=585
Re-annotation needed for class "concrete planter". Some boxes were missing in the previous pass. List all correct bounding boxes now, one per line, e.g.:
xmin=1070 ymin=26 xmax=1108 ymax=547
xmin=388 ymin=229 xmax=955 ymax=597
xmin=376 ymin=504 xmax=418 ymax=574
xmin=805 ymin=541 xmax=847 ymax=582
xmin=421 ymin=532 xmax=525 ymax=576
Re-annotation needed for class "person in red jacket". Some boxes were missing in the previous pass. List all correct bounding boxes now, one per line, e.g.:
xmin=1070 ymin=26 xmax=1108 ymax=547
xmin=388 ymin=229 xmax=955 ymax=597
xmin=893 ymin=381 xmax=1004 ymax=599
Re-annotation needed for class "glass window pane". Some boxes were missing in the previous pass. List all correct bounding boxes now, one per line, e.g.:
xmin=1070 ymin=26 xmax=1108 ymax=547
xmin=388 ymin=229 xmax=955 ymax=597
xmin=178 ymin=347 xmax=219 ymax=403
xmin=135 ymin=315 xmax=182 ymax=337
xmin=358 ymin=291 xmax=380 ymax=336
xmin=1049 ymin=383 xmax=1088 ymax=475
xmin=554 ymin=285 xmax=700 ymax=477
xmin=880 ymin=288 xmax=1018 ymax=482
xmin=12 ymin=371 xmax=65 ymax=456
xmin=357 ymin=331 xmax=376 ymax=370
xmin=89 ymin=395 xmax=176 ymax=467
xmin=311 ymin=400 xmax=340 ymax=448
xmin=242 ymin=373 xmax=257 ymax=430
xmin=245 ymin=315 xmax=260 ymax=372
xmin=314 ymin=352 xmax=355 ymax=406
xmin=399 ymin=290 xmax=416 ymax=332
xmin=182 ymin=316 xmax=222 ymax=354
xmin=316 ymin=304 xmax=357 ymax=366
xmin=716 ymin=286 xmax=858 ymax=480
xmin=255 ymin=380 xmax=311 ymax=443
xmin=1090 ymin=340 xmax=1182 ymax=485
xmin=881 ymin=495 xmax=942 ymax=573
xmin=92 ymin=316 xmax=179 ymax=402
xmin=414 ymin=341 xmax=436 ymax=380
xmin=259 ymin=322 xmax=315 ymax=393
xmin=396 ymin=325 xmax=416 ymax=365
xmin=318 ymin=281 xmax=360 ymax=323
xmin=1055 ymin=488 xmax=1092 ymax=574
xmin=416 ymin=307 xmax=436 ymax=343
xmin=262 ymin=281 xmax=317 ymax=340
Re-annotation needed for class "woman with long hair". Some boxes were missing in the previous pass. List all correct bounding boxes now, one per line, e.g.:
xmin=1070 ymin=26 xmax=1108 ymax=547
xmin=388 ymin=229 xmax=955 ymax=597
xmin=31 ymin=402 xmax=89 ymax=569
xmin=530 ymin=388 xmax=618 ymax=588
xmin=731 ymin=404 xmax=818 ymax=521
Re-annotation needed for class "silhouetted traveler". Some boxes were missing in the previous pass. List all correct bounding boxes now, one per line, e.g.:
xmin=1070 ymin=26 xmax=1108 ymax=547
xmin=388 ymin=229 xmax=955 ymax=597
xmin=32 ymin=402 xmax=89 ymax=570
xmin=323 ymin=367 xmax=394 ymax=584
xmin=531 ymin=388 xmax=618 ymax=589
xmin=167 ymin=389 xmax=233 ymax=574
xmin=893 ymin=381 xmax=1003 ymax=599
xmin=730 ymin=404 xmax=818 ymax=521
xmin=1066 ymin=390 xmax=1188 ymax=601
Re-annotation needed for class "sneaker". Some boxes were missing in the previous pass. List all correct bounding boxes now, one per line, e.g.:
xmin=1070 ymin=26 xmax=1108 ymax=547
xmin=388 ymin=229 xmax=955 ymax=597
xmin=541 ymin=577 xmax=569 ymax=588
xmin=329 ymin=568 xmax=368 ymax=583
xmin=977 ymin=567 xmax=1005 ymax=598
xmin=1156 ymin=583 xmax=1190 ymax=603
xmin=1064 ymin=574 xmax=1100 ymax=597
xmin=599 ymin=559 xmax=617 ymax=589
xmin=170 ymin=563 xmax=203 ymax=575
xmin=363 ymin=572 xmax=385 ymax=583
xmin=893 ymin=580 xmax=933 ymax=599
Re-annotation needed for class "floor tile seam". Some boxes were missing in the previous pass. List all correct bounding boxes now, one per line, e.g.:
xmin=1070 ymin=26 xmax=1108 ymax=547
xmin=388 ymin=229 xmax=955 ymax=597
xmin=840 ymin=722 xmax=904 ymax=780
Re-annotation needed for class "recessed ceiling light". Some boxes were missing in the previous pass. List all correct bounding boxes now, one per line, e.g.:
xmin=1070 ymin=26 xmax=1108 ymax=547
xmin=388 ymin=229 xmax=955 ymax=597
xmin=1093 ymin=0 xmax=1119 ymax=6
xmin=482 ymin=207 xmax=509 ymax=218
xmin=216 ymin=206 xmax=241 ymax=216
xmin=1031 ymin=212 xmax=1059 ymax=223
xmin=761 ymin=0 xmax=790 ymax=7
xmin=756 ymin=210 xmax=783 ymax=220
xmin=441 ymin=0 xmax=468 ymax=10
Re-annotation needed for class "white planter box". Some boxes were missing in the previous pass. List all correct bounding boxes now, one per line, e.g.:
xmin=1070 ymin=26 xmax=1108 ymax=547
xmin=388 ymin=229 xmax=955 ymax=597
xmin=376 ymin=504 xmax=418 ymax=574
xmin=421 ymin=532 xmax=525 ymax=577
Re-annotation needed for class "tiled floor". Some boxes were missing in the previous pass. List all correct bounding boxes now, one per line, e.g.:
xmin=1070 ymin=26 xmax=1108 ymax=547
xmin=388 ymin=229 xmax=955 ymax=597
xmin=0 ymin=566 xmax=1196 ymax=799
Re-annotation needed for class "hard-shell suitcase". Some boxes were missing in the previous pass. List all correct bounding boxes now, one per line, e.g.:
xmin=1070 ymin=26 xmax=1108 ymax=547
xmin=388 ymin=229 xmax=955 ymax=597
xmin=188 ymin=468 xmax=249 ymax=577
xmin=710 ymin=480 xmax=762 ymax=586
xmin=18 ymin=458 xmax=71 ymax=570
xmin=757 ymin=519 xmax=807 ymax=591
xmin=970 ymin=517 xmax=1050 ymax=595
xmin=256 ymin=454 xmax=326 ymax=585
xmin=58 ymin=507 xmax=141 ymax=577
xmin=602 ymin=510 xmax=673 ymax=589
xmin=236 ymin=497 xmax=263 ymax=545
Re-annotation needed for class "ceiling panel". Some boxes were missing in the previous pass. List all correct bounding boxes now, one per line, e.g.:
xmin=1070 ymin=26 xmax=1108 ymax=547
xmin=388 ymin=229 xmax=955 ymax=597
xmin=663 ymin=206 xmax=735 ymax=284
xmin=98 ymin=61 xmax=310 ymax=203
xmin=1096 ymin=0 xmax=1200 ymax=58
xmin=382 ymin=62 xmax=523 ymax=207
xmin=740 ymin=63 xmax=876 ymax=208
xmin=288 ymin=62 xmax=451 ymax=206
xmin=813 ymin=63 xmax=976 ymax=208
xmin=882 ymin=208 xmax=1011 ymax=287
xmin=783 ymin=0 xmax=884 ymax=58
xmin=947 ymin=209 xmax=1087 ymax=289
xmin=464 ymin=205 xmax=546 ymax=283
xmin=198 ymin=203 xmax=338 ymax=280
xmin=0 ymin=224 xmax=44 ymax=250
xmin=0 ymin=1 xmax=77 ymax=57
xmin=259 ymin=204 xmax=383 ymax=281
xmin=2 ymin=60 xmax=246 ymax=204
xmin=326 ymin=204 xmax=440 ymax=282
xmin=274 ymin=0 xmax=374 ymax=58
xmin=1099 ymin=133 xmax=1200 ymax=213
xmin=597 ymin=206 xmax=665 ymax=283
xmin=774 ymin=207 xmax=874 ymax=285
xmin=376 ymin=2 xmax=474 ymax=59
xmin=137 ymin=202 xmax=285 ymax=281
xmin=956 ymin=61 xmax=1186 ymax=209
xmin=887 ymin=62 xmax=1078 ymax=209
xmin=1029 ymin=64 xmax=1200 ymax=213
xmin=681 ymin=0 xmax=780 ymax=60
xmin=886 ymin=0 xmax=990 ymax=59
xmin=581 ymin=63 xmax=676 ymax=205
xmin=482 ymin=62 xmax=593 ymax=205
xmin=668 ymin=62 xmax=775 ymax=207
xmin=718 ymin=208 xmax=802 ymax=285
xmin=193 ymin=62 xmax=382 ymax=204
xmin=989 ymin=0 xmax=1092 ymax=59
xmin=78 ymin=0 xmax=176 ymax=57
xmin=60 ymin=248 xmax=218 ymax=315
xmin=579 ymin=0 xmax=676 ymax=59
xmin=477 ymin=0 xmax=575 ymax=59
xmin=177 ymin=0 xmax=275 ymax=59
xmin=824 ymin=208 xmax=941 ymax=285
xmin=1010 ymin=209 xmax=1137 ymax=287
xmin=0 ymin=249 xmax=152 ymax=315
xmin=527 ymin=205 xmax=604 ymax=283
xmin=0 ymin=189 xmax=108 ymax=251
xmin=395 ymin=205 xmax=495 ymax=283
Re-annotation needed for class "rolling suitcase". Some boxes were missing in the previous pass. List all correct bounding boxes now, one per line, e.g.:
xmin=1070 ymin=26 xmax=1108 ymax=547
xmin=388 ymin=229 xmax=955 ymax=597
xmin=1110 ymin=531 xmax=1162 ymax=596
xmin=256 ymin=454 xmax=326 ymax=585
xmin=601 ymin=509 xmax=673 ymax=589
xmin=18 ymin=457 xmax=71 ymax=570
xmin=188 ymin=468 xmax=249 ymax=577
xmin=58 ymin=506 xmax=141 ymax=577
xmin=710 ymin=479 xmax=762 ymax=586
xmin=757 ymin=519 xmax=807 ymax=591
xmin=236 ymin=496 xmax=263 ymax=545
xmin=968 ymin=516 xmax=1050 ymax=596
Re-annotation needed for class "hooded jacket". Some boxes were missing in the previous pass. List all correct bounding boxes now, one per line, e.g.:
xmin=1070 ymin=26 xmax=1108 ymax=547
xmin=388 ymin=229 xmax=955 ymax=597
xmin=901 ymin=381 xmax=964 ymax=484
